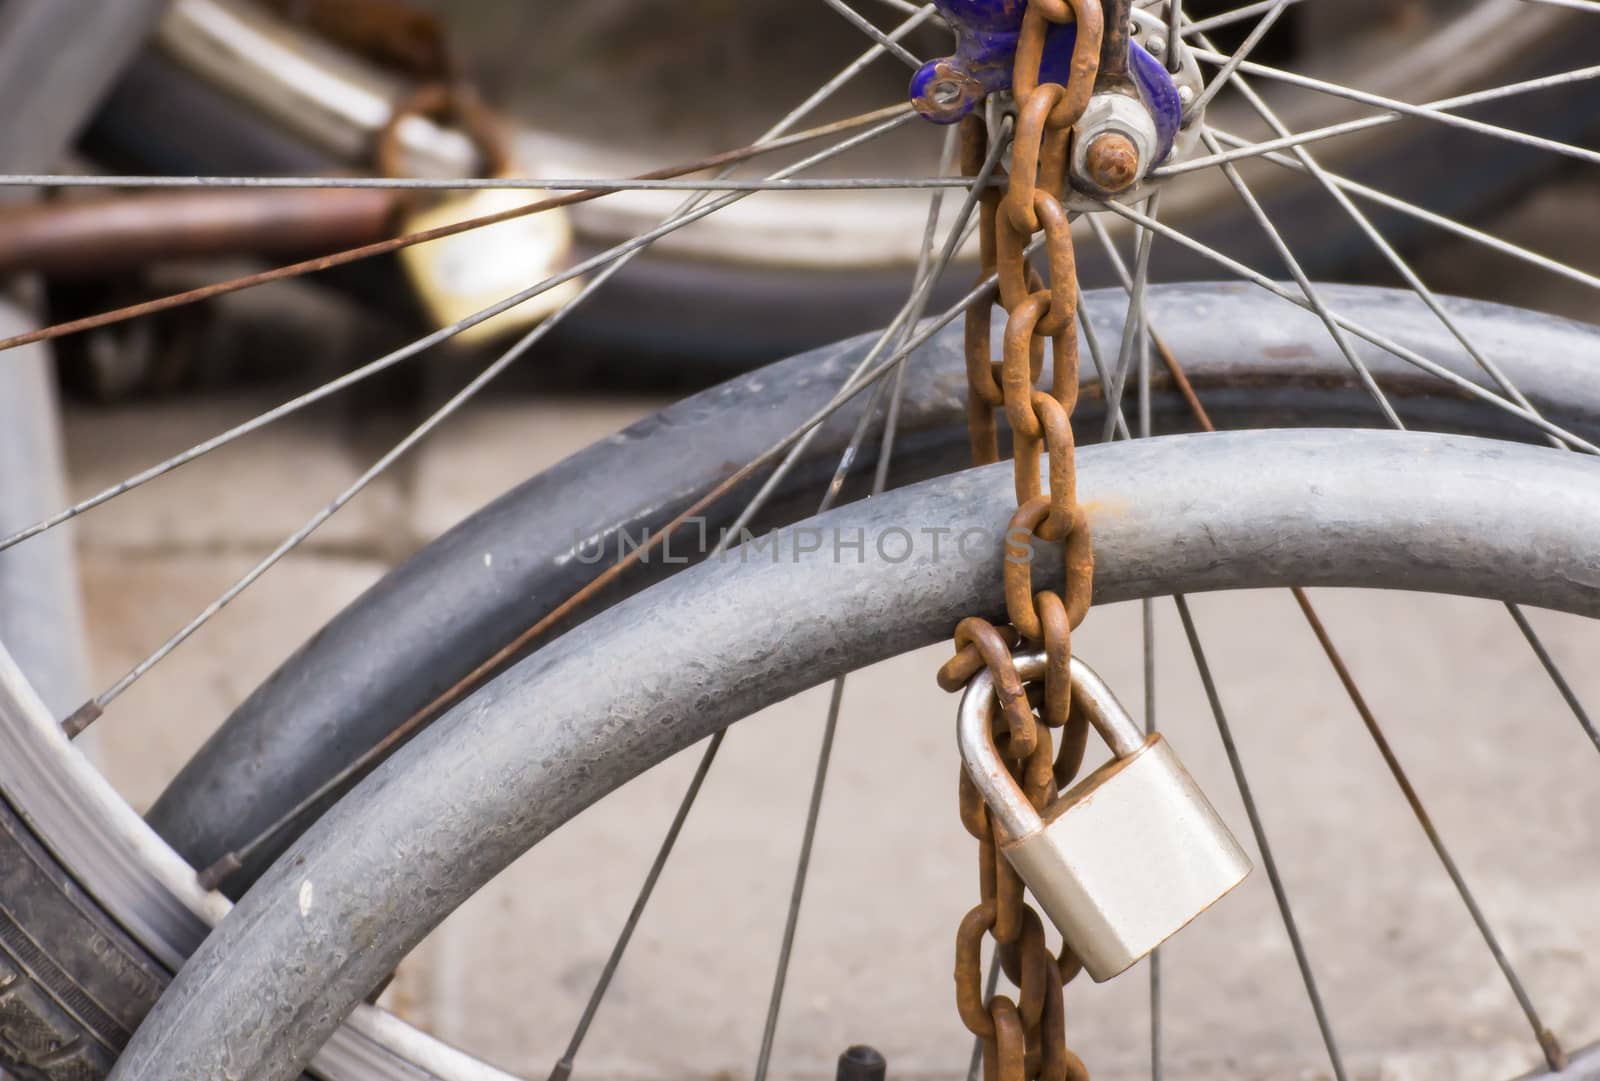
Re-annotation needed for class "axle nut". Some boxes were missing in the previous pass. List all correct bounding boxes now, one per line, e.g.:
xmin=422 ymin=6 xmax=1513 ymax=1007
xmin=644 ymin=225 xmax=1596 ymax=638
xmin=1071 ymin=91 xmax=1160 ymax=197
xmin=1084 ymin=132 xmax=1140 ymax=193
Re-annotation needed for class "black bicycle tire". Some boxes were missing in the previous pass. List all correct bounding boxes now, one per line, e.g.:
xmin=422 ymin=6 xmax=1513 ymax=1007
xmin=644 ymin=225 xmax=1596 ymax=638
xmin=0 ymin=792 xmax=162 ymax=1081
xmin=144 ymin=283 xmax=1600 ymax=893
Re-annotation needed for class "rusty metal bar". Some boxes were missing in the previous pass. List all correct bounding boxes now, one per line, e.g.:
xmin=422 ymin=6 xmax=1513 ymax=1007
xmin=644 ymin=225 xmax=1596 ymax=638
xmin=0 ymin=188 xmax=400 ymax=278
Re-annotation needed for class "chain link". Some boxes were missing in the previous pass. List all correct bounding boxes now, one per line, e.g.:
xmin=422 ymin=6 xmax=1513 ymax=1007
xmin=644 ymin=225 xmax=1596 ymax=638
xmin=944 ymin=3 xmax=1104 ymax=1080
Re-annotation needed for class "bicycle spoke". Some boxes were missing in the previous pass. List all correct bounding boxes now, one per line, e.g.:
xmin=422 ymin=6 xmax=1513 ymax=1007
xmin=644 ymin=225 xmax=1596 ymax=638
xmin=60 ymin=108 xmax=917 ymax=736
xmin=542 ymin=130 xmax=998 ymax=1081
xmin=0 ymin=108 xmax=932 ymax=360
xmin=544 ymin=728 xmax=728 ymax=1081
xmin=1138 ymin=286 xmax=1160 ymax=1081
xmin=1204 ymin=129 xmax=1600 ymax=294
xmin=1201 ymin=38 xmax=1600 ymax=760
xmin=1155 ymin=65 xmax=1600 ymax=178
xmin=1081 ymin=217 xmax=1164 ymax=442
xmin=1505 ymin=603 xmax=1600 ymax=755
xmin=1521 ymin=0 xmax=1600 ymax=11
xmin=1135 ymin=150 xmax=1572 ymax=1059
xmin=1183 ymin=0 xmax=1309 ymax=36
xmin=820 ymin=0 xmax=925 ymax=69
xmin=1187 ymin=0 xmax=1289 ymax=115
xmin=786 ymin=4 xmax=940 ymax=130
xmin=1101 ymin=192 xmax=1161 ymax=443
xmin=1287 ymin=592 xmax=1567 ymax=1071
xmin=1087 ymin=209 xmax=1164 ymax=1081
xmin=1164 ymin=0 xmax=1183 ymax=73
xmin=1 ymin=0 xmax=948 ymax=552
xmin=0 ymin=173 xmax=980 ymax=192
xmin=1075 ymin=286 xmax=1131 ymax=442
xmin=1173 ymin=595 xmax=1351 ymax=1081
xmin=1185 ymin=50 xmax=1600 ymax=168
xmin=1197 ymin=129 xmax=1405 ymax=429
xmin=1096 ymin=199 xmax=1600 ymax=454
xmin=201 ymin=198 xmax=1021 ymax=893
xmin=1192 ymin=27 xmax=1520 ymax=415
xmin=966 ymin=952 xmax=1002 ymax=1081
xmin=1083 ymin=215 xmax=1153 ymax=439
xmin=878 ymin=127 xmax=961 ymax=491
xmin=1137 ymin=303 xmax=1153 ymax=445
xmin=753 ymin=127 xmax=957 ymax=1081
xmin=754 ymin=677 xmax=847 ymax=1081
xmin=864 ymin=0 xmax=933 ymax=16
xmin=542 ymin=377 xmax=899 ymax=1081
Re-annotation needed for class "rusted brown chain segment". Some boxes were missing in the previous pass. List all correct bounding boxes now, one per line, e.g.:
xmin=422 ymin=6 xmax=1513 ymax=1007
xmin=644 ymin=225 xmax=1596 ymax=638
xmin=943 ymin=3 xmax=1103 ymax=1080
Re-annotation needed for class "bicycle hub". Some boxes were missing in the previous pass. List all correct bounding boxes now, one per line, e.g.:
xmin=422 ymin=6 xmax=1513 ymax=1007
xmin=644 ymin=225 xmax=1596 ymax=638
xmin=911 ymin=1 xmax=1206 ymax=206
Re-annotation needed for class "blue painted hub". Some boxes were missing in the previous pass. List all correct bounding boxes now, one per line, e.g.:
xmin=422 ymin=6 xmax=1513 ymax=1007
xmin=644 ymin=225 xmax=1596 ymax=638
xmin=911 ymin=0 xmax=1182 ymax=166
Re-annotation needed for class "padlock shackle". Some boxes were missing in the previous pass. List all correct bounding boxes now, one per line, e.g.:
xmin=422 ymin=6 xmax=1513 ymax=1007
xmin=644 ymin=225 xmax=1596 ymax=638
xmin=957 ymin=652 xmax=1145 ymax=839
xmin=1069 ymin=660 xmax=1146 ymax=758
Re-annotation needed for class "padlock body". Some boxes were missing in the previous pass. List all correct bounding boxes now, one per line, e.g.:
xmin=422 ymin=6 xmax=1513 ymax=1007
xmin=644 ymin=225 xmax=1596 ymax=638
xmin=1003 ymin=734 xmax=1250 ymax=982
xmin=398 ymin=185 xmax=582 ymax=346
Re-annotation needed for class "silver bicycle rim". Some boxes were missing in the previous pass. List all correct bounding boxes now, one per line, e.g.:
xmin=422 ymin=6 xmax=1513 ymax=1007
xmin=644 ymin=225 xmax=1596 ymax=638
xmin=143 ymin=283 xmax=1600 ymax=889
xmin=100 ymin=428 xmax=1600 ymax=1081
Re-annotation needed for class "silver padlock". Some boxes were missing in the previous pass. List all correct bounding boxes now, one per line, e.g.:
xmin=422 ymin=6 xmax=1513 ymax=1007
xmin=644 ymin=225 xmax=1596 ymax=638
xmin=958 ymin=651 xmax=1251 ymax=982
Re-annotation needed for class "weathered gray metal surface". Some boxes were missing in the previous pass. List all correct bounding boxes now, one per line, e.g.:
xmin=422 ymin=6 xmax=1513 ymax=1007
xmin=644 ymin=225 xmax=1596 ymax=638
xmin=0 ymin=0 xmax=169 ymax=171
xmin=0 ymin=0 xmax=169 ymax=716
xmin=108 ymin=429 xmax=1600 ymax=1081
xmin=0 ymin=311 xmax=86 ymax=717
xmin=146 ymin=284 xmax=1600 ymax=889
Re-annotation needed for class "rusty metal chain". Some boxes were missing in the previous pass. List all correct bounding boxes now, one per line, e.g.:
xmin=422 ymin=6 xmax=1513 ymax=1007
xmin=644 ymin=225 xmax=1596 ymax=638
xmin=269 ymin=0 xmax=514 ymax=180
xmin=376 ymin=80 xmax=514 ymax=180
xmin=941 ymin=3 xmax=1104 ymax=1080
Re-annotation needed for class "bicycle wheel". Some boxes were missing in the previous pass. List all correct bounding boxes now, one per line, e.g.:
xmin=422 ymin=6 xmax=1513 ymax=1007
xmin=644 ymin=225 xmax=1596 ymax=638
xmin=2 ymin=1 xmax=1600 ymax=1079
xmin=84 ymin=0 xmax=1600 ymax=363
xmin=3 ymin=290 xmax=1596 ymax=1081
xmin=0 ymin=299 xmax=1593 ymax=1081
xmin=99 ymin=427 xmax=1600 ymax=1081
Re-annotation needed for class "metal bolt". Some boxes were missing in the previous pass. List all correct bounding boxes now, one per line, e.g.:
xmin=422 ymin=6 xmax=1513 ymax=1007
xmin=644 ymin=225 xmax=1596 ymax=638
xmin=1147 ymin=36 xmax=1166 ymax=58
xmin=837 ymin=1045 xmax=887 ymax=1081
xmin=931 ymin=80 xmax=962 ymax=106
xmin=1178 ymin=84 xmax=1195 ymax=108
xmin=1084 ymin=131 xmax=1141 ymax=193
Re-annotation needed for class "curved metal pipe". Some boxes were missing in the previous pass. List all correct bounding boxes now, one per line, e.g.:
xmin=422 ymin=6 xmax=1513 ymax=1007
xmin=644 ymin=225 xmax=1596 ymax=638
xmin=0 ymin=188 xmax=400 ymax=278
xmin=146 ymin=283 xmax=1600 ymax=889
xmin=110 ymin=430 xmax=1600 ymax=1081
